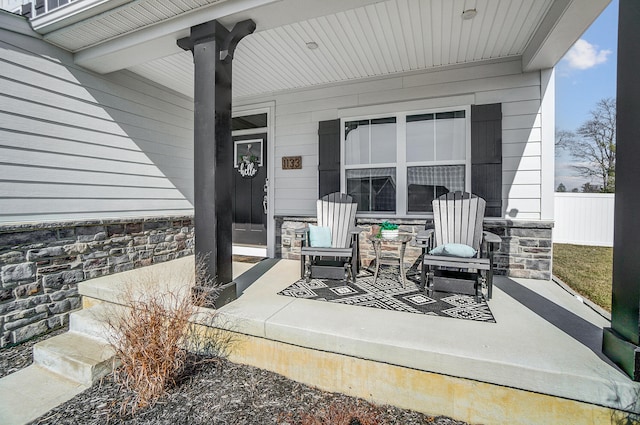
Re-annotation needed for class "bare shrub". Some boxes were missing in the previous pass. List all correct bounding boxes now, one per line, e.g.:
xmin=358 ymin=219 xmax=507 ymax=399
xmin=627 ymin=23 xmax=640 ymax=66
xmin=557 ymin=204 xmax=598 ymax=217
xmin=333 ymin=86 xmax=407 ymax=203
xmin=105 ymin=255 xmax=233 ymax=413
xmin=285 ymin=399 xmax=384 ymax=425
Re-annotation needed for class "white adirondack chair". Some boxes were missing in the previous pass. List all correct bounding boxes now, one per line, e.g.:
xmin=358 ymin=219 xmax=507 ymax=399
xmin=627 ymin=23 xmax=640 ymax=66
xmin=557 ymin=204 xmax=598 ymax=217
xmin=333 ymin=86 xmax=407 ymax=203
xmin=296 ymin=192 xmax=363 ymax=282
xmin=415 ymin=191 xmax=501 ymax=301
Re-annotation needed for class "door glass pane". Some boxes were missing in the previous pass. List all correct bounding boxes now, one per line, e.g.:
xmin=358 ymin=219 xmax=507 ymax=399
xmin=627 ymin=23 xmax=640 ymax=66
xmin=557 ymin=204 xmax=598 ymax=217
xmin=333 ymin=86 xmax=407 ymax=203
xmin=406 ymin=114 xmax=435 ymax=162
xmin=346 ymin=168 xmax=396 ymax=212
xmin=407 ymin=165 xmax=465 ymax=212
xmin=232 ymin=113 xmax=268 ymax=131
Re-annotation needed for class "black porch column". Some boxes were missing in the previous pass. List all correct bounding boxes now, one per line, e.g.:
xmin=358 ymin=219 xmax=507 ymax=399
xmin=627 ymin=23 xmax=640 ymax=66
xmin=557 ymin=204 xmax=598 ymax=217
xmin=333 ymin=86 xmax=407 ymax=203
xmin=178 ymin=19 xmax=255 ymax=307
xmin=602 ymin=0 xmax=640 ymax=381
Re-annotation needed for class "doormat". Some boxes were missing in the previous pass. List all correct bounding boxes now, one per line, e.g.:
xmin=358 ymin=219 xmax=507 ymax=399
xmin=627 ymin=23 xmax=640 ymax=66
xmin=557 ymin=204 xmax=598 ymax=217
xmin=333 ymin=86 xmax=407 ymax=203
xmin=232 ymin=255 xmax=265 ymax=264
xmin=278 ymin=265 xmax=495 ymax=323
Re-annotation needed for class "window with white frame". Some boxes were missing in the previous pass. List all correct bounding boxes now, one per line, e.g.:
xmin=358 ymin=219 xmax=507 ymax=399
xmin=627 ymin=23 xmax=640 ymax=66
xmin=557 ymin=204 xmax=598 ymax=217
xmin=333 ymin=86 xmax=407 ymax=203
xmin=344 ymin=117 xmax=397 ymax=212
xmin=343 ymin=109 xmax=468 ymax=215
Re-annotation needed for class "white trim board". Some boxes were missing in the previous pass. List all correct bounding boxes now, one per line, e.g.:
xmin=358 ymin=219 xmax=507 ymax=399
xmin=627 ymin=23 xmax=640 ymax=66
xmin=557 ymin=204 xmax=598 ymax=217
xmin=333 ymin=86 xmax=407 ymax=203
xmin=233 ymin=245 xmax=267 ymax=257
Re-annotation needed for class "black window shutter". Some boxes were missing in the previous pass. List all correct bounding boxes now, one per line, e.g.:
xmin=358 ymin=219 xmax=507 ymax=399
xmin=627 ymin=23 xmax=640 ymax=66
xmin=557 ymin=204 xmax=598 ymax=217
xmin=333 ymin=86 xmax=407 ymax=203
xmin=34 ymin=0 xmax=44 ymax=15
xmin=318 ymin=119 xmax=341 ymax=198
xmin=471 ymin=104 xmax=502 ymax=217
xmin=21 ymin=3 xmax=32 ymax=18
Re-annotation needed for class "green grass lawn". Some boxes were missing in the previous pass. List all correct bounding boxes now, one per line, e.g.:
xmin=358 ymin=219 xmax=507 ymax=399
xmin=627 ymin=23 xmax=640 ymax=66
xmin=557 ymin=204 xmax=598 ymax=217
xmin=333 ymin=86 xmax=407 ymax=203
xmin=553 ymin=243 xmax=613 ymax=312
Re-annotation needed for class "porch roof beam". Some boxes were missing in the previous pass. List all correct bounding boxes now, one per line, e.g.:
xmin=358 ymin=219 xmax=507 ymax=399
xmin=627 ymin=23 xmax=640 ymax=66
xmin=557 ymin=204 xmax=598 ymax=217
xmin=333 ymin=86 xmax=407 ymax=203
xmin=72 ymin=0 xmax=383 ymax=74
xmin=522 ymin=0 xmax=611 ymax=72
xmin=74 ymin=0 xmax=276 ymax=73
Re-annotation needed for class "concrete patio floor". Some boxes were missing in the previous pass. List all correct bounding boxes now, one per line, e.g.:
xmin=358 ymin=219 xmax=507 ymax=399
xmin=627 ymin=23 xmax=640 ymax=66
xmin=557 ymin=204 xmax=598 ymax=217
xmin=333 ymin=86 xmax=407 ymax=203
xmin=78 ymin=256 xmax=640 ymax=424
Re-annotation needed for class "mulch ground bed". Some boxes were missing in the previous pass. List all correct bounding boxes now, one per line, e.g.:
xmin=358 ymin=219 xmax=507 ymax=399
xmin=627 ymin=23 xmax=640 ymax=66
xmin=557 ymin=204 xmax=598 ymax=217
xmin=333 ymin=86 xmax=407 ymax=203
xmin=15 ymin=351 xmax=471 ymax=425
xmin=0 ymin=304 xmax=471 ymax=424
xmin=0 ymin=323 xmax=473 ymax=424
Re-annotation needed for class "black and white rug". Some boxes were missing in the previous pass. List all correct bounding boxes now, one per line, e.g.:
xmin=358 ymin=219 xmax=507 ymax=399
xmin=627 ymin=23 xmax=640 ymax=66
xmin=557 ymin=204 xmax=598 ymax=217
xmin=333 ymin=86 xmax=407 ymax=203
xmin=278 ymin=265 xmax=495 ymax=323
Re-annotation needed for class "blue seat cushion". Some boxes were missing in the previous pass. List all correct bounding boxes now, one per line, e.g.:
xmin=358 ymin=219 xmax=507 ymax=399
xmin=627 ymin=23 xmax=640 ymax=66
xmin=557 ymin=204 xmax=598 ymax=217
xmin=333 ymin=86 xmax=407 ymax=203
xmin=429 ymin=243 xmax=477 ymax=258
xmin=309 ymin=225 xmax=332 ymax=248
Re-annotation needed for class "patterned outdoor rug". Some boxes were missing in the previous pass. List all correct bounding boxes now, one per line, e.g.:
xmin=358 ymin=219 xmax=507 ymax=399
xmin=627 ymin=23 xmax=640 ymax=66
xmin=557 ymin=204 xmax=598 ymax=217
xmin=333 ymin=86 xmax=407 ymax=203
xmin=278 ymin=265 xmax=495 ymax=323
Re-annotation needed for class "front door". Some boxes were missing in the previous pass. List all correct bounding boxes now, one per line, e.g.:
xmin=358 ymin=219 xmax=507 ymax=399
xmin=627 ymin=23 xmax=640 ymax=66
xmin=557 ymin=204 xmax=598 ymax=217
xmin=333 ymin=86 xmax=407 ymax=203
xmin=232 ymin=133 xmax=268 ymax=245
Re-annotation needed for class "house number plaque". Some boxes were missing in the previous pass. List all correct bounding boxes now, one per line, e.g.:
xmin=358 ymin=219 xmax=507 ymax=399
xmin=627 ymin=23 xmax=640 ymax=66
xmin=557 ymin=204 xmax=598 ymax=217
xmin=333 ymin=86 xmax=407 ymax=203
xmin=282 ymin=156 xmax=302 ymax=170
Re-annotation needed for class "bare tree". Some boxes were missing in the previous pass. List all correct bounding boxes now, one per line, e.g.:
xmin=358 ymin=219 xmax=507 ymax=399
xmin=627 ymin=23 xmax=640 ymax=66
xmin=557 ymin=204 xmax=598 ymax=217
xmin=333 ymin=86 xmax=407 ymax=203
xmin=555 ymin=129 xmax=574 ymax=152
xmin=560 ymin=98 xmax=616 ymax=192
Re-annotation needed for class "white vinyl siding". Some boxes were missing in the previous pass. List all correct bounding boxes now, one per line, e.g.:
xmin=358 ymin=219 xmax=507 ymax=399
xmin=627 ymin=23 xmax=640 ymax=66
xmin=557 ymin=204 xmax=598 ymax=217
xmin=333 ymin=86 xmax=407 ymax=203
xmin=0 ymin=22 xmax=194 ymax=223
xmin=1 ymin=14 xmax=548 ymax=223
xmin=236 ymin=57 xmax=547 ymax=220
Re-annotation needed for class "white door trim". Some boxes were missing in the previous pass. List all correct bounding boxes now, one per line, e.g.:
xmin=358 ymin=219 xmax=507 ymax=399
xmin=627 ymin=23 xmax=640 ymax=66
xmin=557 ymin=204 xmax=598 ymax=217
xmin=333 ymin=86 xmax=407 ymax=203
xmin=232 ymin=101 xmax=276 ymax=257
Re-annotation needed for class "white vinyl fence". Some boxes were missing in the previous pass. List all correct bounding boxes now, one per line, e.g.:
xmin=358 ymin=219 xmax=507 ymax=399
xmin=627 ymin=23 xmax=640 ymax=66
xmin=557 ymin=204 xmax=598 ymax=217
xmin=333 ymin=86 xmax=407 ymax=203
xmin=553 ymin=193 xmax=615 ymax=247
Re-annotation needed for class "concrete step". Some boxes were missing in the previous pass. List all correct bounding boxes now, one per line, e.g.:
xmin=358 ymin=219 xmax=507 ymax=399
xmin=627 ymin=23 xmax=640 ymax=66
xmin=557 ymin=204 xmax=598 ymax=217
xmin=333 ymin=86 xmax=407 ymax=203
xmin=78 ymin=256 xmax=194 ymax=304
xmin=0 ymin=365 xmax=87 ymax=425
xmin=33 ymin=331 xmax=116 ymax=387
xmin=69 ymin=302 xmax=122 ymax=342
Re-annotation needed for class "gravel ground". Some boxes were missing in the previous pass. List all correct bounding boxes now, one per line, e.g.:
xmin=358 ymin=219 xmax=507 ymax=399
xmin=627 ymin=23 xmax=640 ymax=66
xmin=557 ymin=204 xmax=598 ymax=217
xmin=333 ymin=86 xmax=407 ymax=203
xmin=0 ymin=321 xmax=473 ymax=424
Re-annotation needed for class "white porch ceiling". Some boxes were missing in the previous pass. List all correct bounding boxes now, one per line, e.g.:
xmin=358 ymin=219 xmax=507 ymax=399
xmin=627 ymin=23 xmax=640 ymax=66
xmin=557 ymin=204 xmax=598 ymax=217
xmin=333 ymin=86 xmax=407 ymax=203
xmin=131 ymin=0 xmax=554 ymax=99
xmin=33 ymin=0 xmax=609 ymax=100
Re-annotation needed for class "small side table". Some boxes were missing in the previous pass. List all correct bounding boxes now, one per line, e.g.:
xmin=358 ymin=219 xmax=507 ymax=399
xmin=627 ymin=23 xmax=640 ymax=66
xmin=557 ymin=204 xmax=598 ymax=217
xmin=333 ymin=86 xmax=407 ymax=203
xmin=367 ymin=234 xmax=413 ymax=287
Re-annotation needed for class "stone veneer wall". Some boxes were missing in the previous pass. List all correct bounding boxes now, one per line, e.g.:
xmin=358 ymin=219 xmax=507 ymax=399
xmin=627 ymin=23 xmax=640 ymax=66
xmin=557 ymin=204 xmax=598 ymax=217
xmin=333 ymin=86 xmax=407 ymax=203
xmin=276 ymin=216 xmax=553 ymax=281
xmin=0 ymin=216 xmax=194 ymax=347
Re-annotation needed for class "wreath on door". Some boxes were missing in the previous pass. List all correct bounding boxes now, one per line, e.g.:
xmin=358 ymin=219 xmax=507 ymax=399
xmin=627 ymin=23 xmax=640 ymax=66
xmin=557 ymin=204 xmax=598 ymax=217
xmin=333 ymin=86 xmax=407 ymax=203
xmin=238 ymin=143 xmax=259 ymax=178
